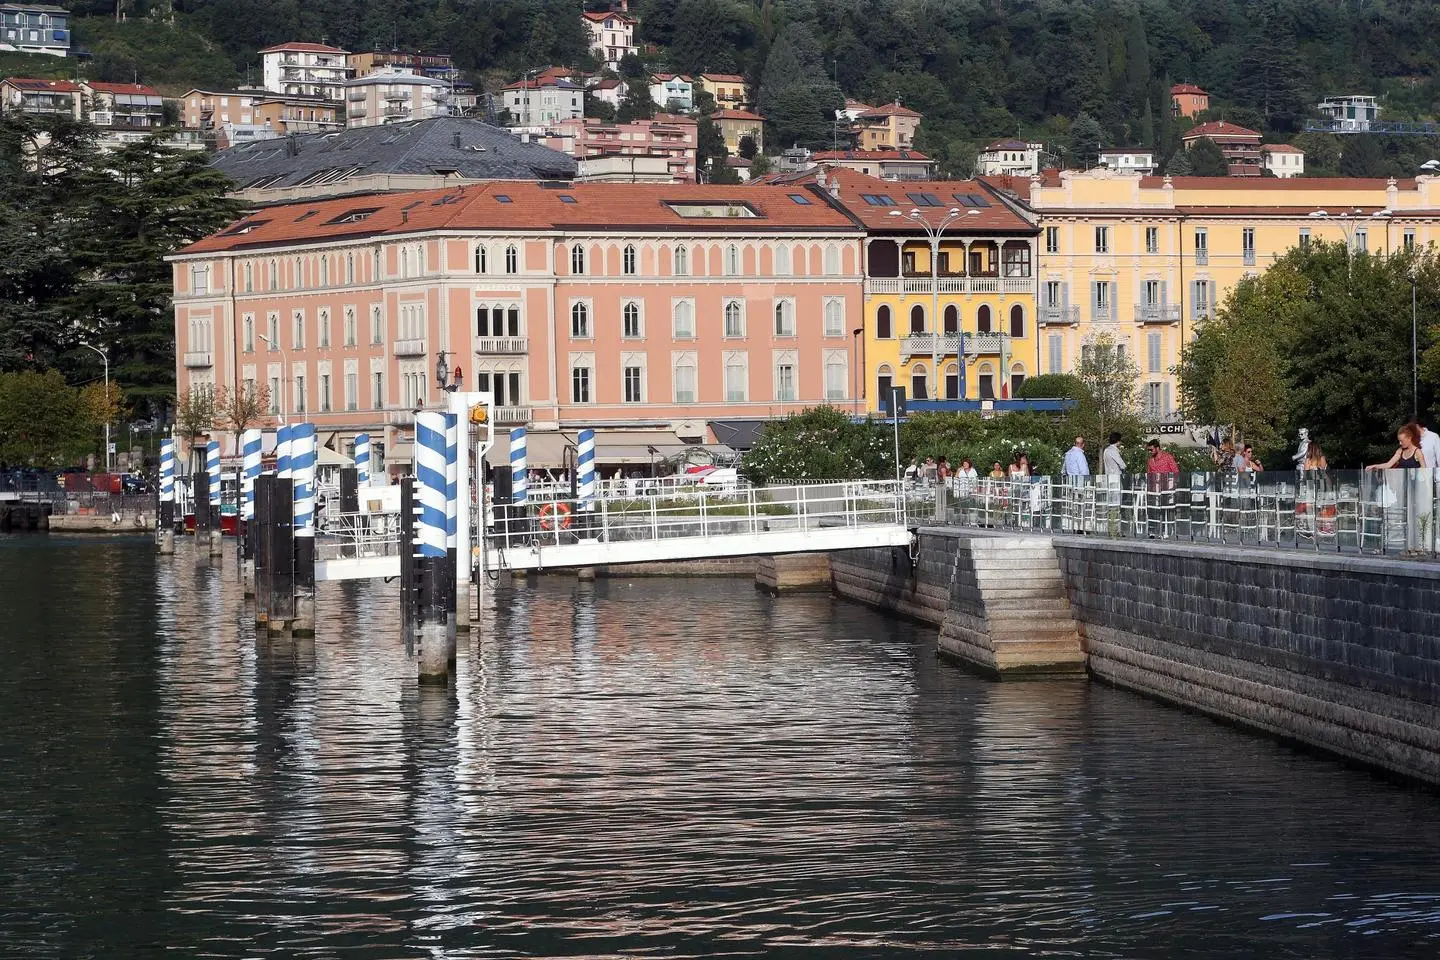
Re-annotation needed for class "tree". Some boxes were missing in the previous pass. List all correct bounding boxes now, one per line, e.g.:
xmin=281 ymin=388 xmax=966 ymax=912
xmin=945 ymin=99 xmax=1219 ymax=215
xmin=741 ymin=406 xmax=893 ymax=483
xmin=1076 ymin=333 xmax=1141 ymax=442
xmin=216 ymin=382 xmax=271 ymax=451
xmin=0 ymin=369 xmax=95 ymax=467
xmin=737 ymin=134 xmax=757 ymax=160
xmin=748 ymin=152 xmax=774 ymax=176
xmin=1339 ymin=135 xmax=1384 ymax=177
xmin=616 ymin=82 xmax=656 ymax=123
xmin=708 ymin=158 xmax=742 ymax=184
xmin=174 ymin=385 xmax=216 ymax=461
xmin=1068 ymin=111 xmax=1105 ymax=168
xmin=1188 ymin=137 xmax=1229 ymax=176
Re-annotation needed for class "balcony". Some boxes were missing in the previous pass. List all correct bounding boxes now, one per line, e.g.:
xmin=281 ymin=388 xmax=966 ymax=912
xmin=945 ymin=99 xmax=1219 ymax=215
xmin=1039 ymin=306 xmax=1079 ymax=326
xmin=900 ymin=334 xmax=1006 ymax=357
xmin=1195 ymin=251 xmax=1209 ymax=266
xmin=494 ymin=405 xmax=532 ymax=425
xmin=476 ymin=336 xmax=528 ymax=355
xmin=1134 ymin=304 xmax=1181 ymax=324
xmin=1001 ymin=277 xmax=1033 ymax=294
xmin=392 ymin=338 xmax=427 ymax=357
xmin=1091 ymin=309 xmax=1117 ymax=325
xmin=182 ymin=351 xmax=212 ymax=368
xmin=864 ymin=276 xmax=1015 ymax=295
xmin=1243 ymin=250 xmax=1256 ymax=266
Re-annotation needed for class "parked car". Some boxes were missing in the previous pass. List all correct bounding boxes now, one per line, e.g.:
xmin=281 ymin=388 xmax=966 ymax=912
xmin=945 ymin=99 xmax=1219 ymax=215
xmin=121 ymin=474 xmax=150 ymax=494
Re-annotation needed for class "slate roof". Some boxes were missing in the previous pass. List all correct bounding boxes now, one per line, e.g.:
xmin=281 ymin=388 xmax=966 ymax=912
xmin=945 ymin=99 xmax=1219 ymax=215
xmin=209 ymin=118 xmax=578 ymax=193
xmin=821 ymin=168 xmax=1038 ymax=234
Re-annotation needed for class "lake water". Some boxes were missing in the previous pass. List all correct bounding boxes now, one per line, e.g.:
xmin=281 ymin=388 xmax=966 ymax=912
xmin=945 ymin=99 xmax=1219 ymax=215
xmin=2 ymin=534 xmax=1439 ymax=958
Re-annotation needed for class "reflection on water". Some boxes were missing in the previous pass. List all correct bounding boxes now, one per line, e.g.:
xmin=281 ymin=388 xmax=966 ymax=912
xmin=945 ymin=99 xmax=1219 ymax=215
xmin=2 ymin=535 xmax=1439 ymax=958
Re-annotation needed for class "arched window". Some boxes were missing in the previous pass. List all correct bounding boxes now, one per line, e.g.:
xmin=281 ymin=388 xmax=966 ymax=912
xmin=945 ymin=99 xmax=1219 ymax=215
xmin=977 ymin=304 xmax=993 ymax=334
xmin=505 ymin=244 xmax=518 ymax=274
xmin=476 ymin=305 xmax=490 ymax=337
xmin=673 ymin=299 xmax=694 ymax=338
xmin=571 ymin=302 xmax=589 ymax=338
xmin=824 ymin=244 xmax=841 ymax=275
xmin=725 ymin=244 xmax=740 ymax=276
xmin=319 ymin=256 xmax=329 ymax=286
xmin=876 ymin=305 xmax=892 ymax=339
xmin=268 ymin=259 xmax=278 ymax=289
xmin=674 ymin=246 xmax=689 ymax=276
xmin=623 ymin=243 xmax=637 ymax=275
xmin=776 ymin=244 xmax=792 ymax=275
xmin=1009 ymin=304 xmax=1025 ymax=339
xmin=571 ymin=244 xmax=585 ymax=275
xmin=876 ymin=364 xmax=895 ymax=407
xmin=622 ymin=301 xmax=641 ymax=337
xmin=293 ymin=257 xmax=303 ymax=287
xmin=346 ymin=253 xmax=355 ymax=284
xmin=944 ymin=304 xmax=959 ymax=335
xmin=909 ymin=304 xmax=925 ymax=334
xmin=724 ymin=300 xmax=743 ymax=337
xmin=399 ymin=247 xmax=409 ymax=278
xmin=475 ymin=246 xmax=487 ymax=274
xmin=507 ymin=306 xmax=520 ymax=336
xmin=1009 ymin=362 xmax=1027 ymax=398
xmin=910 ymin=362 xmax=928 ymax=401
xmin=243 ymin=262 xmax=253 ymax=292
xmin=978 ymin=362 xmax=996 ymax=400
xmin=944 ymin=362 xmax=960 ymax=399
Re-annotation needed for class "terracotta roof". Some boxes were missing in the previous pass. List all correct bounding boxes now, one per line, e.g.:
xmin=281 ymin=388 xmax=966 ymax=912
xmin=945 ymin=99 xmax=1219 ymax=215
xmin=259 ymin=41 xmax=349 ymax=54
xmin=700 ymin=73 xmax=745 ymax=83
xmin=1170 ymin=83 xmax=1209 ymax=96
xmin=1262 ymin=143 xmax=1303 ymax=153
xmin=87 ymin=81 xmax=160 ymax=96
xmin=590 ymin=78 xmax=624 ymax=90
xmin=821 ymin=168 xmax=1036 ymax=233
xmin=1 ymin=77 xmax=80 ymax=92
xmin=859 ymin=101 xmax=921 ymax=119
xmin=979 ymin=170 xmax=1061 ymax=194
xmin=502 ymin=77 xmax=581 ymax=91
xmin=1183 ymin=121 xmax=1261 ymax=140
xmin=844 ymin=98 xmax=874 ymax=110
xmin=982 ymin=139 xmax=1030 ymax=152
xmin=712 ymin=108 xmax=763 ymax=122
xmin=813 ymin=149 xmax=931 ymax=162
xmin=182 ymin=87 xmax=263 ymax=99
xmin=1137 ymin=175 xmax=1410 ymax=190
xmin=178 ymin=181 xmax=862 ymax=255
xmin=535 ymin=66 xmax=576 ymax=82
xmin=582 ymin=9 xmax=635 ymax=22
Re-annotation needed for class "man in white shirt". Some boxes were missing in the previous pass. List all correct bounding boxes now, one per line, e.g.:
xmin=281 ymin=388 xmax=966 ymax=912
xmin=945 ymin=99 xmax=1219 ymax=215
xmin=1063 ymin=436 xmax=1089 ymax=476
xmin=1102 ymin=432 xmax=1125 ymax=476
xmin=1418 ymin=420 xmax=1440 ymax=471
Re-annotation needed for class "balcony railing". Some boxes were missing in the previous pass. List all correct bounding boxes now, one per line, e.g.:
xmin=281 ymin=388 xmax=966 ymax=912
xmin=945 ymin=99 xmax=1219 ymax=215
xmin=1040 ymin=306 xmax=1079 ymax=326
xmin=1243 ymin=250 xmax=1256 ymax=266
xmin=182 ymin=351 xmax=212 ymax=368
xmin=1194 ymin=250 xmax=1209 ymax=266
xmin=900 ymin=334 xmax=1006 ymax=357
xmin=392 ymin=338 xmax=427 ymax=357
xmin=1134 ymin=304 xmax=1181 ymax=324
xmin=494 ymin=405 xmax=532 ymax=425
xmin=1092 ymin=308 xmax=1116 ymax=325
xmin=476 ymin=337 xmax=528 ymax=355
xmin=864 ymin=275 xmax=1025 ymax=295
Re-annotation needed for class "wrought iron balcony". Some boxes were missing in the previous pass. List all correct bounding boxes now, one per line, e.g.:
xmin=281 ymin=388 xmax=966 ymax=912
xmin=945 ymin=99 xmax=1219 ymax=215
xmin=1134 ymin=304 xmax=1181 ymax=324
xmin=1039 ymin=306 xmax=1079 ymax=326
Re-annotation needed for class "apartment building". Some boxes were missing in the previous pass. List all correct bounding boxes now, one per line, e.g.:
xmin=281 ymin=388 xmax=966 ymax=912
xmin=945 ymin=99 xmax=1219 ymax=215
xmin=1182 ymin=121 xmax=1262 ymax=177
xmin=543 ymin=114 xmax=698 ymax=183
xmin=817 ymin=168 xmax=1041 ymax=410
xmin=170 ymin=180 xmax=864 ymax=466
xmin=260 ymin=41 xmax=350 ymax=101
xmin=853 ymin=101 xmax=921 ymax=151
xmin=711 ymin=108 xmax=764 ymax=155
xmin=0 ymin=75 xmax=78 ymax=118
xmin=0 ymin=3 xmax=67 ymax=57
xmin=975 ymin=139 xmax=1042 ymax=176
xmin=1007 ymin=169 xmax=1440 ymax=423
xmin=811 ymin=149 xmax=935 ymax=181
xmin=344 ymin=68 xmax=449 ymax=128
xmin=501 ymin=76 xmax=583 ymax=127
xmin=348 ymin=50 xmax=455 ymax=81
xmin=1098 ymin=148 xmax=1156 ymax=175
xmin=697 ymin=74 xmax=747 ymax=110
xmin=1261 ymin=143 xmax=1305 ymax=178
xmin=1170 ymin=83 xmax=1209 ymax=119
xmin=649 ymin=73 xmax=693 ymax=112
xmin=2 ymin=76 xmax=202 ymax=150
xmin=582 ymin=8 xmax=637 ymax=64
xmin=181 ymin=87 xmax=262 ymax=130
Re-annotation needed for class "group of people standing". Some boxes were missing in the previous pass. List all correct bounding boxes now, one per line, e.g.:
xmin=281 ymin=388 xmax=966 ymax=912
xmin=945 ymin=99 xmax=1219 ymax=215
xmin=1061 ymin=433 xmax=1178 ymax=479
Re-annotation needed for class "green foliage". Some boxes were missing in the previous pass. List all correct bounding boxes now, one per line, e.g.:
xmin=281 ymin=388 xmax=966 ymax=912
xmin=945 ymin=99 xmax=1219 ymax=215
xmin=73 ymin=15 xmax=241 ymax=89
xmin=741 ymin=406 xmax=893 ymax=483
xmin=1076 ymin=333 xmax=1142 ymax=443
xmin=1179 ymin=242 xmax=1440 ymax=465
xmin=0 ymin=369 xmax=97 ymax=467
xmin=1017 ymin=374 xmax=1087 ymax=402
xmin=1188 ymin=137 xmax=1229 ymax=177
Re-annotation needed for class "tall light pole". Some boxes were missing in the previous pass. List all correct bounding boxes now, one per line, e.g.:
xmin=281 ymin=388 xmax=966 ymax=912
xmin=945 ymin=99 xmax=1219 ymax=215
xmin=889 ymin=206 xmax=979 ymax=400
xmin=1412 ymin=270 xmax=1420 ymax=422
xmin=78 ymin=341 xmax=111 ymax=473
xmin=256 ymin=332 xmax=289 ymax=423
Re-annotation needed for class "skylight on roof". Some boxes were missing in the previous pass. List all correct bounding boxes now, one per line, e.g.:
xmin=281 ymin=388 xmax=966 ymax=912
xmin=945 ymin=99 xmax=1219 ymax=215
xmin=861 ymin=193 xmax=896 ymax=206
xmin=906 ymin=192 xmax=943 ymax=207
xmin=494 ymin=194 xmax=512 ymax=203
xmin=788 ymin=193 xmax=812 ymax=204
xmin=953 ymin=193 xmax=992 ymax=208
xmin=664 ymin=201 xmax=761 ymax=218
xmin=221 ymin=219 xmax=271 ymax=236
xmin=327 ymin=207 xmax=381 ymax=224
xmin=559 ymin=194 xmax=577 ymax=203
xmin=294 ymin=210 xmax=319 ymax=222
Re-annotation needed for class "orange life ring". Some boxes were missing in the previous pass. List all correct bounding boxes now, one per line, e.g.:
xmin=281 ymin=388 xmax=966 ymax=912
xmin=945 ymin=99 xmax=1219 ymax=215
xmin=538 ymin=501 xmax=572 ymax=531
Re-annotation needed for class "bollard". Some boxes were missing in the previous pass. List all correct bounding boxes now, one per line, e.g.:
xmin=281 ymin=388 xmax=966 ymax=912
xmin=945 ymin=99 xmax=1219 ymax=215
xmin=290 ymin=423 xmax=317 ymax=636
xmin=158 ymin=438 xmax=176 ymax=555
xmin=399 ymin=476 xmax=418 ymax=649
xmin=267 ymin=477 xmax=296 ymax=632
xmin=415 ymin=413 xmax=454 ymax=682
xmin=207 ymin=440 xmax=224 ymax=557
xmin=253 ymin=475 xmax=272 ymax=624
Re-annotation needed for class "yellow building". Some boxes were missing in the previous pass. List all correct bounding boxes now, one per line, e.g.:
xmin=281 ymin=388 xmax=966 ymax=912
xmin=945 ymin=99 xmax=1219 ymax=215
xmin=854 ymin=101 xmax=921 ymax=151
xmin=991 ymin=169 xmax=1440 ymax=423
xmin=823 ymin=168 xmax=1041 ymax=411
xmin=697 ymin=73 xmax=747 ymax=109
xmin=712 ymin=108 xmax=764 ymax=156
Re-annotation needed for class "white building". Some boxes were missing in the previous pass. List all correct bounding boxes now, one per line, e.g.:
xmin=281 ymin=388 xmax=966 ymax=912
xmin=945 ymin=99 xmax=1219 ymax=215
xmin=1318 ymin=95 xmax=1380 ymax=132
xmin=588 ymin=77 xmax=626 ymax=110
xmin=344 ymin=68 xmax=449 ymax=128
xmin=582 ymin=8 xmax=636 ymax=64
xmin=0 ymin=3 xmax=69 ymax=57
xmin=260 ymin=41 xmax=350 ymax=102
xmin=975 ymin=138 xmax=1043 ymax=176
xmin=649 ymin=73 xmax=692 ymax=112
xmin=1261 ymin=143 xmax=1305 ymax=178
xmin=501 ymin=77 xmax=583 ymax=128
xmin=1098 ymin=147 xmax=1155 ymax=175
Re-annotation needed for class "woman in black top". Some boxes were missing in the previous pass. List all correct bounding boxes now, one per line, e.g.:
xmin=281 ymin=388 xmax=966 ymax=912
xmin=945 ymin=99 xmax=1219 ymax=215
xmin=1367 ymin=424 xmax=1427 ymax=471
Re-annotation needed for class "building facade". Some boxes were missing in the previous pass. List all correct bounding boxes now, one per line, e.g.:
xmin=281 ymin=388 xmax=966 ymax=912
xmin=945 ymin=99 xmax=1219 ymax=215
xmin=543 ymin=114 xmax=698 ymax=183
xmin=170 ymin=181 xmax=865 ymax=466
xmin=1319 ymin=95 xmax=1380 ymax=132
xmin=697 ymin=74 xmax=747 ymax=110
xmin=260 ymin=41 xmax=350 ymax=101
xmin=818 ymin=169 xmax=1040 ymax=412
xmin=853 ymin=101 xmax=921 ymax=151
xmin=975 ymin=139 xmax=1042 ymax=176
xmin=649 ymin=73 xmax=693 ymax=112
xmin=1182 ymin=121 xmax=1262 ymax=177
xmin=344 ymin=68 xmax=449 ymax=127
xmin=0 ymin=75 xmax=78 ymax=118
xmin=582 ymin=9 xmax=637 ymax=64
xmin=501 ymin=77 xmax=583 ymax=127
xmin=1011 ymin=169 xmax=1440 ymax=423
xmin=0 ymin=3 xmax=67 ymax=57
xmin=348 ymin=50 xmax=455 ymax=81
xmin=1170 ymin=83 xmax=1209 ymax=119
xmin=712 ymin=108 xmax=764 ymax=156
xmin=811 ymin=150 xmax=935 ymax=181
xmin=1262 ymin=143 xmax=1305 ymax=178
xmin=1098 ymin=148 xmax=1155 ymax=175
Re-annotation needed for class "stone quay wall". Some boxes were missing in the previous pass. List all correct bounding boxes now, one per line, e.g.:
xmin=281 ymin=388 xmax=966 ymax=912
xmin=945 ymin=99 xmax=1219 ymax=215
xmin=1053 ymin=538 xmax=1440 ymax=785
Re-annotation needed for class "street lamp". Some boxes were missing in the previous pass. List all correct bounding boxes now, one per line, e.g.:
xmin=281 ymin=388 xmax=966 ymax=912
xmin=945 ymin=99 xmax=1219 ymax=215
xmin=435 ymin=350 xmax=463 ymax=393
xmin=1411 ymin=270 xmax=1420 ymax=422
xmin=255 ymin=332 xmax=288 ymax=423
xmin=77 ymin=341 xmax=111 ymax=473
xmin=888 ymin=206 xmax=980 ymax=400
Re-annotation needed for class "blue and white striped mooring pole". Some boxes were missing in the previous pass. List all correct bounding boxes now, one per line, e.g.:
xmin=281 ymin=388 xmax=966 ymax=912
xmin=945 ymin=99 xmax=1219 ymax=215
xmin=241 ymin=429 xmax=262 ymax=522
xmin=157 ymin=438 xmax=177 ymax=553
xmin=206 ymin=440 xmax=221 ymax=508
xmin=414 ymin=412 xmax=454 ymax=676
xmin=354 ymin=432 xmax=371 ymax=486
xmin=445 ymin=413 xmax=458 ymax=553
xmin=290 ymin=422 xmax=316 ymax=539
xmin=577 ymin=428 xmax=596 ymax=510
xmin=509 ymin=427 xmax=527 ymax=505
xmin=276 ymin=422 xmax=293 ymax=479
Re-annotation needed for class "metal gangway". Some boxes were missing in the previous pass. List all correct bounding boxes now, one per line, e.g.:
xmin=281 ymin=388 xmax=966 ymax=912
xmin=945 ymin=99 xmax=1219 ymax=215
xmin=313 ymin=480 xmax=917 ymax=582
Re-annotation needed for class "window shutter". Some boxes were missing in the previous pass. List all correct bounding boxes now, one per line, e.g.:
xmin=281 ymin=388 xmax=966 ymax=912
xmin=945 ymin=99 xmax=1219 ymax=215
xmin=1061 ymin=282 xmax=1069 ymax=318
xmin=1160 ymin=280 xmax=1168 ymax=309
xmin=1162 ymin=382 xmax=1172 ymax=417
xmin=1091 ymin=281 xmax=1099 ymax=317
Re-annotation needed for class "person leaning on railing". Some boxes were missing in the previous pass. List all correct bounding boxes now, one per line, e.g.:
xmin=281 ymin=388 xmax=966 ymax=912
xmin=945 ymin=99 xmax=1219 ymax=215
xmin=1367 ymin=424 xmax=1427 ymax=471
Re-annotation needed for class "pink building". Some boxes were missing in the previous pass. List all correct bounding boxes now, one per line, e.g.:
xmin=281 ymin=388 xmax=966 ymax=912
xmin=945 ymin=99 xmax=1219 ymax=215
xmin=543 ymin=114 xmax=698 ymax=182
xmin=171 ymin=181 xmax=865 ymax=469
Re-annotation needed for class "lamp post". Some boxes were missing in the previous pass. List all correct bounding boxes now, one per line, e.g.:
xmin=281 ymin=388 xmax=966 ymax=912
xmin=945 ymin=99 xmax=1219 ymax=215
xmin=435 ymin=349 xmax=463 ymax=394
xmin=889 ymin=206 xmax=980 ymax=400
xmin=1308 ymin=207 xmax=1384 ymax=277
xmin=1411 ymin=270 xmax=1420 ymax=422
xmin=78 ymin=341 xmax=111 ymax=473
xmin=255 ymin=332 xmax=289 ymax=423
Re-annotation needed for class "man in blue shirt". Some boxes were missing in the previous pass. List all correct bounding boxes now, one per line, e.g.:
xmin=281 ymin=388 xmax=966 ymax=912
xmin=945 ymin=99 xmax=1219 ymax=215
xmin=1063 ymin=436 xmax=1089 ymax=477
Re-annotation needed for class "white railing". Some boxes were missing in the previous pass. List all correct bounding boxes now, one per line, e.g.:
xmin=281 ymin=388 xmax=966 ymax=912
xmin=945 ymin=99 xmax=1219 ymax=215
xmin=392 ymin=338 xmax=426 ymax=357
xmin=1001 ymin=277 xmax=1033 ymax=294
xmin=182 ymin=351 xmax=212 ymax=368
xmin=900 ymin=333 xmax=1006 ymax=357
xmin=494 ymin=406 xmax=531 ymax=425
xmin=476 ymin=336 xmax=528 ymax=354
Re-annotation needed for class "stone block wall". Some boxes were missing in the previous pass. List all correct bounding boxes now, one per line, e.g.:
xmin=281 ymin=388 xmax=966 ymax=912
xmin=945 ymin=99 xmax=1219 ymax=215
xmin=755 ymin=552 xmax=832 ymax=593
xmin=595 ymin=557 xmax=755 ymax=577
xmin=1055 ymin=537 xmax=1440 ymax=785
xmin=830 ymin=531 xmax=960 ymax=626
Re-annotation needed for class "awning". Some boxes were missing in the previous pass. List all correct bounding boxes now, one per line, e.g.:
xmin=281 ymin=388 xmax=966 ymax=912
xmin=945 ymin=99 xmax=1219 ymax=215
xmin=481 ymin=429 xmax=705 ymax=469
xmin=708 ymin=418 xmax=771 ymax=452
xmin=317 ymin=446 xmax=353 ymax=467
